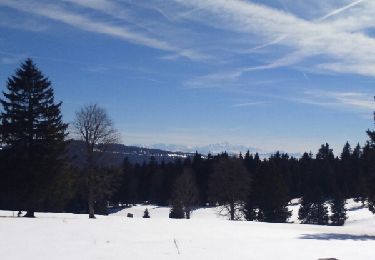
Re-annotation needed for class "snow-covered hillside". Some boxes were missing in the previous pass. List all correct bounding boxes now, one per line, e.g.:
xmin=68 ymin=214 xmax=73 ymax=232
xmin=1 ymin=200 xmax=374 ymax=260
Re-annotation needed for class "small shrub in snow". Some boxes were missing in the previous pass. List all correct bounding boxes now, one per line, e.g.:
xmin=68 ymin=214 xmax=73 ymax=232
xmin=330 ymin=195 xmax=347 ymax=226
xmin=143 ymin=208 xmax=150 ymax=218
xmin=169 ymin=201 xmax=185 ymax=219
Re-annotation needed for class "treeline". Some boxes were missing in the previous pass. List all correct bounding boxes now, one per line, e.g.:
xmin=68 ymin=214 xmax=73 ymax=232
xmin=1 ymin=59 xmax=375 ymax=226
xmin=107 ymin=140 xmax=374 ymax=225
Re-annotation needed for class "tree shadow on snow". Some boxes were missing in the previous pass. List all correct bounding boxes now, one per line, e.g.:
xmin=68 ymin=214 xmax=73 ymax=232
xmin=300 ymin=233 xmax=375 ymax=241
xmin=107 ymin=205 xmax=132 ymax=214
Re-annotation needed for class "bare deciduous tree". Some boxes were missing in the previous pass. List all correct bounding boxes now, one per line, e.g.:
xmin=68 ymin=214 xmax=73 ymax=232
xmin=73 ymin=104 xmax=120 ymax=218
xmin=209 ymin=157 xmax=251 ymax=220
xmin=172 ymin=168 xmax=199 ymax=219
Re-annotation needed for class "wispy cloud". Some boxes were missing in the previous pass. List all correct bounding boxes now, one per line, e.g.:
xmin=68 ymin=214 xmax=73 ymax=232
xmin=2 ymin=0 xmax=375 ymax=80
xmin=0 ymin=10 xmax=48 ymax=32
xmin=294 ymin=90 xmax=375 ymax=112
xmin=0 ymin=0 xmax=207 ymax=61
xmin=0 ymin=51 xmax=27 ymax=65
xmin=186 ymin=51 xmax=303 ymax=88
xmin=233 ymin=101 xmax=268 ymax=107
xmin=175 ymin=0 xmax=375 ymax=81
xmin=316 ymin=0 xmax=365 ymax=22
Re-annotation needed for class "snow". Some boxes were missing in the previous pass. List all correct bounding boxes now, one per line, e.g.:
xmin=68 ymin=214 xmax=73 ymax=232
xmin=1 ymin=200 xmax=374 ymax=260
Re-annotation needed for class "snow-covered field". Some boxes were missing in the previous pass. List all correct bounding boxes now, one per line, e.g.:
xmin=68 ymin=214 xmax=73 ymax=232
xmin=1 ymin=200 xmax=374 ymax=260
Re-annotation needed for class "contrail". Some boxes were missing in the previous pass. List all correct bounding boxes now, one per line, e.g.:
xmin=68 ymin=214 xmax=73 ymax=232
xmin=316 ymin=0 xmax=366 ymax=22
xmin=249 ymin=35 xmax=287 ymax=51
xmin=248 ymin=1 xmax=366 ymax=53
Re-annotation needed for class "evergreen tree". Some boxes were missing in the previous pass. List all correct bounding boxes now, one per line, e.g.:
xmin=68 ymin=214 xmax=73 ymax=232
xmin=352 ymin=143 xmax=365 ymax=200
xmin=169 ymin=200 xmax=185 ymax=219
xmin=255 ymin=157 xmax=291 ymax=223
xmin=312 ymin=201 xmax=329 ymax=225
xmin=366 ymin=100 xmax=375 ymax=214
xmin=298 ymin=196 xmax=313 ymax=224
xmin=315 ymin=143 xmax=335 ymax=197
xmin=330 ymin=192 xmax=347 ymax=226
xmin=338 ymin=142 xmax=352 ymax=197
xmin=192 ymin=152 xmax=210 ymax=205
xmin=298 ymin=188 xmax=329 ymax=225
xmin=242 ymin=152 xmax=258 ymax=221
xmin=143 ymin=208 xmax=150 ymax=218
xmin=111 ymin=157 xmax=138 ymax=206
xmin=0 ymin=59 xmax=68 ymax=217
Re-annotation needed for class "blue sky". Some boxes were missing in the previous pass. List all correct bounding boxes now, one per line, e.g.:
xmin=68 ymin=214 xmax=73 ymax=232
xmin=0 ymin=0 xmax=374 ymax=154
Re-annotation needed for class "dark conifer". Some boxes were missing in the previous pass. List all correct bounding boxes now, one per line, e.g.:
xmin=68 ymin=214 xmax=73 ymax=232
xmin=330 ymin=192 xmax=347 ymax=226
xmin=169 ymin=200 xmax=185 ymax=219
xmin=0 ymin=59 xmax=68 ymax=217
xmin=366 ymin=101 xmax=375 ymax=213
xmin=298 ymin=188 xmax=329 ymax=225
xmin=143 ymin=208 xmax=150 ymax=218
xmin=255 ymin=157 xmax=291 ymax=223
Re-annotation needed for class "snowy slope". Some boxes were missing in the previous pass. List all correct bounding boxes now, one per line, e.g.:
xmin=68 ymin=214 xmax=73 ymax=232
xmin=1 ymin=200 xmax=374 ymax=260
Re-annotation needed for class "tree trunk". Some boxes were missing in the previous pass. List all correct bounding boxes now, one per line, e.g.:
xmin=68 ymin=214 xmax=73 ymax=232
xmin=230 ymin=202 xmax=235 ymax=220
xmin=186 ymin=209 xmax=190 ymax=219
xmin=88 ymin=197 xmax=95 ymax=219
xmin=87 ymin=165 xmax=96 ymax=219
xmin=24 ymin=211 xmax=35 ymax=218
xmin=88 ymin=177 xmax=95 ymax=219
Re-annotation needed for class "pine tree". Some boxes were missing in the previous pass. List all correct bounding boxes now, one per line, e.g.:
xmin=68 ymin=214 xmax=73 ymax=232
xmin=330 ymin=192 xmax=347 ymax=226
xmin=0 ymin=59 xmax=68 ymax=217
xmin=299 ymin=200 xmax=329 ymax=225
xmin=298 ymin=196 xmax=313 ymax=224
xmin=339 ymin=142 xmax=352 ymax=197
xmin=255 ymin=157 xmax=291 ymax=223
xmin=315 ymin=143 xmax=335 ymax=197
xmin=298 ymin=188 xmax=329 ymax=225
xmin=366 ymin=99 xmax=375 ymax=214
xmin=143 ymin=208 xmax=150 ymax=218
xmin=352 ymin=143 xmax=366 ymax=203
xmin=169 ymin=200 xmax=185 ymax=219
xmin=313 ymin=201 xmax=329 ymax=225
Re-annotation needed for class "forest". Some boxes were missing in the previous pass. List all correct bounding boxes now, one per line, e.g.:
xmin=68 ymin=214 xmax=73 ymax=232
xmin=1 ymin=59 xmax=375 ymax=226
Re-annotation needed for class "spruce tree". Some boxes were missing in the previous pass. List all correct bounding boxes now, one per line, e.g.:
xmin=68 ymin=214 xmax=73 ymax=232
xmin=143 ymin=208 xmax=150 ymax=218
xmin=298 ymin=188 xmax=329 ymax=225
xmin=339 ymin=142 xmax=352 ymax=197
xmin=0 ymin=59 xmax=68 ymax=217
xmin=169 ymin=200 xmax=185 ymax=219
xmin=366 ymin=100 xmax=375 ymax=214
xmin=330 ymin=192 xmax=347 ymax=226
xmin=298 ymin=196 xmax=313 ymax=224
xmin=316 ymin=143 xmax=335 ymax=197
xmin=256 ymin=157 xmax=291 ymax=223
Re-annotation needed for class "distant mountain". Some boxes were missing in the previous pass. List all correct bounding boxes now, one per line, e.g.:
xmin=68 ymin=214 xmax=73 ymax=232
xmin=66 ymin=141 xmax=302 ymax=167
xmin=144 ymin=142 xmax=265 ymax=155
xmin=67 ymin=140 xmax=194 ymax=166
xmin=142 ymin=142 xmax=302 ymax=158
xmin=196 ymin=142 xmax=265 ymax=155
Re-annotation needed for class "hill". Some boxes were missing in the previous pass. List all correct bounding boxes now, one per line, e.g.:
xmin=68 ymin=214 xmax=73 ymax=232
xmin=0 ymin=199 xmax=374 ymax=259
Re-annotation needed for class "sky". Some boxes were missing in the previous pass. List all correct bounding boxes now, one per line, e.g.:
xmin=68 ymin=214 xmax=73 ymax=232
xmin=0 ymin=0 xmax=375 ymax=154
